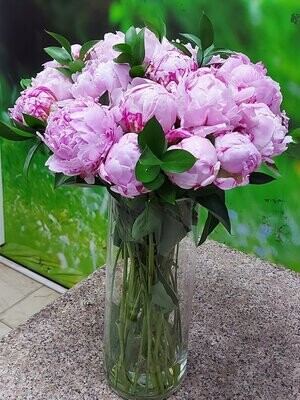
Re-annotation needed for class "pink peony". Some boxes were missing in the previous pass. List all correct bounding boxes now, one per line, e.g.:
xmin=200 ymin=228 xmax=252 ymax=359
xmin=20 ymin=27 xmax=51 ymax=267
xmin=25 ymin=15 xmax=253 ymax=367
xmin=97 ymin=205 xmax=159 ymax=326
xmin=90 ymin=32 xmax=125 ymax=62
xmin=167 ymin=136 xmax=220 ymax=189
xmin=238 ymin=103 xmax=292 ymax=161
xmin=99 ymin=133 xmax=150 ymax=197
xmin=9 ymin=86 xmax=56 ymax=124
xmin=177 ymin=71 xmax=239 ymax=133
xmin=214 ymin=132 xmax=262 ymax=189
xmin=32 ymin=67 xmax=73 ymax=101
xmin=165 ymin=128 xmax=193 ymax=144
xmin=43 ymin=100 xmax=122 ymax=183
xmin=147 ymin=49 xmax=197 ymax=89
xmin=71 ymin=59 xmax=131 ymax=102
xmin=215 ymin=53 xmax=283 ymax=115
xmin=118 ymin=78 xmax=178 ymax=133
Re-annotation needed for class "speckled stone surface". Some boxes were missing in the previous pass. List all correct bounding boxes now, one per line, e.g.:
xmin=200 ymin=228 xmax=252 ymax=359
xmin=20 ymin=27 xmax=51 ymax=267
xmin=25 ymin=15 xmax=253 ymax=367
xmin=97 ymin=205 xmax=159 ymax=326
xmin=0 ymin=241 xmax=299 ymax=400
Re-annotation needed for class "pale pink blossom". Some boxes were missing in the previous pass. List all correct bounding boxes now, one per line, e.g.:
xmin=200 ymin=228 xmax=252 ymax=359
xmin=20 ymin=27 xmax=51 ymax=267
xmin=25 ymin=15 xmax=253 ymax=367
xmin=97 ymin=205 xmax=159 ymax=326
xmin=9 ymin=86 xmax=56 ymax=124
xmin=167 ymin=136 xmax=220 ymax=189
xmin=32 ymin=67 xmax=73 ymax=100
xmin=43 ymin=100 xmax=122 ymax=182
xmin=99 ymin=132 xmax=150 ymax=197
xmin=90 ymin=32 xmax=125 ymax=62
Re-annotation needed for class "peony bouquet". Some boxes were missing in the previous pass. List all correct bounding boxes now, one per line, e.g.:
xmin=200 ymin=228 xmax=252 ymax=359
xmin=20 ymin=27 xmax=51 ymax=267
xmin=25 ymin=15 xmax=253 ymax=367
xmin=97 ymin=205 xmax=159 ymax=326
xmin=1 ymin=15 xmax=292 ymax=400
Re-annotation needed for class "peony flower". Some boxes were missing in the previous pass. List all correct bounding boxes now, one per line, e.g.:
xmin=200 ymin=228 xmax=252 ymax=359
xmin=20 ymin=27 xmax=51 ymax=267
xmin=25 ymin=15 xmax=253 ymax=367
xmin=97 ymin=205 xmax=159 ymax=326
xmin=214 ymin=132 xmax=262 ymax=189
xmin=71 ymin=59 xmax=131 ymax=102
xmin=165 ymin=128 xmax=193 ymax=144
xmin=118 ymin=78 xmax=178 ymax=133
xmin=99 ymin=132 xmax=150 ymax=197
xmin=9 ymin=86 xmax=56 ymax=124
xmin=43 ymin=99 xmax=122 ymax=183
xmin=166 ymin=136 xmax=220 ymax=189
xmin=177 ymin=71 xmax=239 ymax=133
xmin=147 ymin=49 xmax=197 ymax=89
xmin=238 ymin=103 xmax=292 ymax=161
xmin=215 ymin=53 xmax=283 ymax=115
xmin=32 ymin=67 xmax=73 ymax=101
xmin=90 ymin=31 xmax=125 ymax=62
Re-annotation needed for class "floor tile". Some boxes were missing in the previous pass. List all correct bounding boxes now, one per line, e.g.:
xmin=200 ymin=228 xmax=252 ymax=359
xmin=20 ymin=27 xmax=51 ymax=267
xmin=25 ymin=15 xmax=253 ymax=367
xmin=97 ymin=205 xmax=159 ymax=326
xmin=0 ymin=286 xmax=60 ymax=328
xmin=0 ymin=321 xmax=11 ymax=339
xmin=0 ymin=263 xmax=42 ymax=313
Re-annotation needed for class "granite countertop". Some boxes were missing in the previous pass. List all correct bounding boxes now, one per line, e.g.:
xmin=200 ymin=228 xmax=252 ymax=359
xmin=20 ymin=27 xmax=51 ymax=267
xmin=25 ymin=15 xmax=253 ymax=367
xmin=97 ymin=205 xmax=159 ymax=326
xmin=0 ymin=240 xmax=299 ymax=400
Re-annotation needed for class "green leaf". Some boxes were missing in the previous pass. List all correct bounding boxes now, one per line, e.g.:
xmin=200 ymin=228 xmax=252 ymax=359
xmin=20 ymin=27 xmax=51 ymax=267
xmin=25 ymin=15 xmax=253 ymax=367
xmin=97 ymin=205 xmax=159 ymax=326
xmin=171 ymin=41 xmax=192 ymax=57
xmin=99 ymin=91 xmax=110 ymax=106
xmin=161 ymin=149 xmax=196 ymax=173
xmin=157 ymin=179 xmax=176 ymax=204
xmin=289 ymin=127 xmax=300 ymax=141
xmin=56 ymin=67 xmax=72 ymax=78
xmin=45 ymin=31 xmax=72 ymax=55
xmin=144 ymin=173 xmax=165 ymax=190
xmin=133 ymin=28 xmax=145 ymax=65
xmin=200 ymin=13 xmax=214 ymax=50
xmin=125 ymin=26 xmax=137 ymax=47
xmin=196 ymin=48 xmax=203 ymax=66
xmin=286 ymin=143 xmax=300 ymax=160
xmin=139 ymin=146 xmax=162 ymax=166
xmin=54 ymin=173 xmax=106 ymax=188
xmin=20 ymin=78 xmax=31 ymax=90
xmin=198 ymin=211 xmax=219 ymax=245
xmin=23 ymin=140 xmax=43 ymax=178
xmin=113 ymin=43 xmax=132 ymax=54
xmin=54 ymin=173 xmax=69 ymax=188
xmin=138 ymin=117 xmax=167 ymax=158
xmin=68 ymin=59 xmax=85 ymax=73
xmin=0 ymin=120 xmax=35 ymax=141
xmin=265 ymin=161 xmax=281 ymax=177
xmin=44 ymin=46 xmax=72 ymax=65
xmin=129 ymin=65 xmax=145 ymax=78
xmin=79 ymin=40 xmax=99 ymax=60
xmin=156 ymin=267 xmax=179 ymax=307
xmin=202 ymin=54 xmax=213 ymax=66
xmin=135 ymin=161 xmax=160 ymax=183
xmin=114 ymin=52 xmax=133 ymax=64
xmin=144 ymin=17 xmax=166 ymax=42
xmin=151 ymin=281 xmax=178 ymax=313
xmin=179 ymin=33 xmax=202 ymax=49
xmin=23 ymin=114 xmax=46 ymax=130
xmin=132 ymin=203 xmax=161 ymax=241
xmin=196 ymin=193 xmax=231 ymax=233
xmin=249 ymin=172 xmax=275 ymax=185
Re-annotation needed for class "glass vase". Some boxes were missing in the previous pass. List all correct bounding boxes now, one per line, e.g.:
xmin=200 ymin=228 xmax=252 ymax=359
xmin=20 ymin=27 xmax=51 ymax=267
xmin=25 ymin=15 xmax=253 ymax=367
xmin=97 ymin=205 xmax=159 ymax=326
xmin=103 ymin=194 xmax=197 ymax=400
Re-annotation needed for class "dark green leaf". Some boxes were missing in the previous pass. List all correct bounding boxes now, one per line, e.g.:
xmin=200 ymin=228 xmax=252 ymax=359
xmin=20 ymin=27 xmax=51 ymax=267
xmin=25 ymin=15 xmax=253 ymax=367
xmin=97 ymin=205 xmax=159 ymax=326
xmin=54 ymin=173 xmax=106 ymax=188
xmin=265 ymin=161 xmax=281 ymax=177
xmin=202 ymin=54 xmax=213 ymax=66
xmin=132 ymin=203 xmax=161 ymax=241
xmin=99 ymin=91 xmax=110 ymax=106
xmin=113 ymin=43 xmax=132 ymax=54
xmin=68 ymin=59 xmax=85 ymax=73
xmin=144 ymin=173 xmax=165 ymax=190
xmin=196 ymin=193 xmax=231 ymax=233
xmin=114 ymin=52 xmax=132 ymax=64
xmin=249 ymin=172 xmax=275 ymax=184
xmin=125 ymin=26 xmax=137 ymax=47
xmin=79 ymin=40 xmax=99 ymax=60
xmin=151 ymin=281 xmax=178 ymax=312
xmin=0 ymin=120 xmax=35 ymax=141
xmin=161 ymin=149 xmax=196 ymax=173
xmin=23 ymin=114 xmax=46 ymax=129
xmin=144 ymin=17 xmax=166 ymax=42
xmin=179 ymin=33 xmax=202 ymax=49
xmin=133 ymin=28 xmax=145 ymax=65
xmin=23 ymin=140 xmax=43 ymax=178
xmin=286 ymin=143 xmax=300 ymax=160
xmin=138 ymin=117 xmax=167 ymax=158
xmin=56 ymin=67 xmax=72 ymax=78
xmin=196 ymin=48 xmax=203 ymax=66
xmin=171 ymin=41 xmax=192 ymax=57
xmin=129 ymin=65 xmax=145 ymax=78
xmin=45 ymin=31 xmax=72 ymax=55
xmin=157 ymin=179 xmax=176 ymax=204
xmin=198 ymin=211 xmax=219 ymax=245
xmin=156 ymin=267 xmax=179 ymax=306
xmin=135 ymin=161 xmax=160 ymax=183
xmin=20 ymin=78 xmax=31 ymax=90
xmin=44 ymin=46 xmax=72 ymax=65
xmin=200 ymin=13 xmax=214 ymax=49
xmin=139 ymin=146 xmax=162 ymax=166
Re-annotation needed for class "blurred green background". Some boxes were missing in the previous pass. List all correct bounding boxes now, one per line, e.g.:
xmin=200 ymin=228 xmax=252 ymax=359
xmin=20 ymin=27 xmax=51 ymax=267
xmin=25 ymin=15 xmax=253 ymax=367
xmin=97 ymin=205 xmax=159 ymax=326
xmin=0 ymin=0 xmax=299 ymax=287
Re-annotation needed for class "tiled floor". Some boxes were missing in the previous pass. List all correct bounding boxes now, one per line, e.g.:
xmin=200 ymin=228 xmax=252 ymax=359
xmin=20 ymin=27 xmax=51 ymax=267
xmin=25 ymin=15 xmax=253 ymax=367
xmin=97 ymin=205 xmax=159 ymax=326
xmin=0 ymin=262 xmax=60 ymax=340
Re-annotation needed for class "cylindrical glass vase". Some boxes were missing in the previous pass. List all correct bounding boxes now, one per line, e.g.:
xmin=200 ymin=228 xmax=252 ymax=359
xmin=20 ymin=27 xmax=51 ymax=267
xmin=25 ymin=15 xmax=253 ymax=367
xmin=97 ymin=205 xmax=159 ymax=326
xmin=104 ymin=194 xmax=196 ymax=400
